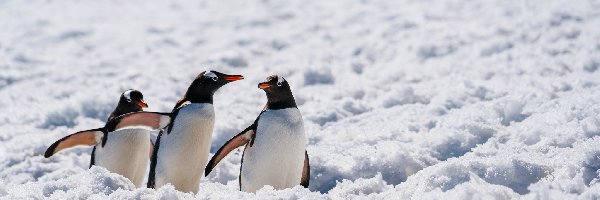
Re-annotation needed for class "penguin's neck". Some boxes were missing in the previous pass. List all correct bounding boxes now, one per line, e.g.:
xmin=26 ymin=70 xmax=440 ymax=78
xmin=187 ymin=94 xmax=213 ymax=104
xmin=185 ymin=83 xmax=216 ymax=104
xmin=108 ymin=104 xmax=140 ymax=121
xmin=266 ymin=96 xmax=297 ymax=110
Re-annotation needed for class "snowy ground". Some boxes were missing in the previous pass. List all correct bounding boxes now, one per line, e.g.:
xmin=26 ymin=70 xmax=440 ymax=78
xmin=2 ymin=0 xmax=600 ymax=199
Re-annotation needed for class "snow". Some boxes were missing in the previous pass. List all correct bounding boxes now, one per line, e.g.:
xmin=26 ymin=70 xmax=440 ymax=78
xmin=1 ymin=0 xmax=600 ymax=199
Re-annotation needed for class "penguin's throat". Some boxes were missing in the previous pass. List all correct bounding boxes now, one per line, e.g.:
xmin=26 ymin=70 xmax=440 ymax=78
xmin=186 ymin=83 xmax=220 ymax=104
xmin=267 ymin=96 xmax=296 ymax=110
xmin=188 ymin=94 xmax=214 ymax=104
xmin=108 ymin=104 xmax=142 ymax=120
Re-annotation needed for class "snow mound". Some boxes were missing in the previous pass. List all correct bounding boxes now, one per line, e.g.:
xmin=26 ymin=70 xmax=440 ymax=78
xmin=6 ymin=167 xmax=134 ymax=199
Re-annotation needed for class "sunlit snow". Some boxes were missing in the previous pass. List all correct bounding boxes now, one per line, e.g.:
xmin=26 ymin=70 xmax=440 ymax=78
xmin=1 ymin=0 xmax=600 ymax=199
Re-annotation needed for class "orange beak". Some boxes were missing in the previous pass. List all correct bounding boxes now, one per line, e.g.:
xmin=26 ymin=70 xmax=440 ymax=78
xmin=258 ymin=83 xmax=273 ymax=89
xmin=135 ymin=101 xmax=148 ymax=108
xmin=224 ymin=75 xmax=244 ymax=81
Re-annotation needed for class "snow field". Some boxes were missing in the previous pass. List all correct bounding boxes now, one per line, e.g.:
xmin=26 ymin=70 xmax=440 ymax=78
xmin=1 ymin=0 xmax=600 ymax=199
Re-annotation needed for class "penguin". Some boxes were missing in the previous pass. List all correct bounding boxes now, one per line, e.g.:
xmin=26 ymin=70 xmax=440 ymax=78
xmin=147 ymin=70 xmax=244 ymax=193
xmin=44 ymin=90 xmax=171 ymax=187
xmin=204 ymin=75 xmax=309 ymax=193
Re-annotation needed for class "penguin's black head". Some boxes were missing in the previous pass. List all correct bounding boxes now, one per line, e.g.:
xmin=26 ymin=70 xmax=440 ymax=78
xmin=109 ymin=89 xmax=148 ymax=120
xmin=186 ymin=70 xmax=244 ymax=103
xmin=259 ymin=75 xmax=297 ymax=109
xmin=119 ymin=89 xmax=148 ymax=110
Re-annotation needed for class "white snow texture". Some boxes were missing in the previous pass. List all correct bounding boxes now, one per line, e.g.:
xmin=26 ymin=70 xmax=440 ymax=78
xmin=1 ymin=0 xmax=600 ymax=199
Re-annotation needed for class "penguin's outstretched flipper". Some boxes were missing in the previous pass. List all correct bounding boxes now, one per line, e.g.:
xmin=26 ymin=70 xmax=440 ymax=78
xmin=110 ymin=112 xmax=172 ymax=131
xmin=301 ymin=151 xmax=310 ymax=188
xmin=109 ymin=112 xmax=171 ymax=159
xmin=45 ymin=112 xmax=170 ymax=159
xmin=205 ymin=124 xmax=256 ymax=176
xmin=44 ymin=129 xmax=104 ymax=158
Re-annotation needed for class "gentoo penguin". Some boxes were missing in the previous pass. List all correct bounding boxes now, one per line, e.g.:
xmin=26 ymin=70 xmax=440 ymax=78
xmin=44 ymin=90 xmax=171 ymax=187
xmin=205 ymin=75 xmax=309 ymax=193
xmin=147 ymin=71 xmax=244 ymax=193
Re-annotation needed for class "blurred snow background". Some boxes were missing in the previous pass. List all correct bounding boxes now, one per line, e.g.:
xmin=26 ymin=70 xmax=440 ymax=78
xmin=1 ymin=0 xmax=600 ymax=199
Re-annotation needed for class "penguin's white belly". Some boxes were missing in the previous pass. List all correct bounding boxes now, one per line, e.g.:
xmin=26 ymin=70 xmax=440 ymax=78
xmin=241 ymin=108 xmax=306 ymax=193
xmin=95 ymin=128 xmax=150 ymax=187
xmin=155 ymin=103 xmax=215 ymax=193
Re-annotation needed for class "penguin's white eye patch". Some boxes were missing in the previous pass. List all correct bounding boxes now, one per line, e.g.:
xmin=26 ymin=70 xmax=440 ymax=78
xmin=204 ymin=71 xmax=218 ymax=81
xmin=277 ymin=76 xmax=285 ymax=86
xmin=124 ymin=90 xmax=133 ymax=102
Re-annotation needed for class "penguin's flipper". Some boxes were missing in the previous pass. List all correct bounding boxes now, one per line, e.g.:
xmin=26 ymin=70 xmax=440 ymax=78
xmin=149 ymin=139 xmax=154 ymax=158
xmin=149 ymin=132 xmax=158 ymax=158
xmin=205 ymin=127 xmax=255 ymax=176
xmin=44 ymin=129 xmax=103 ymax=158
xmin=301 ymin=150 xmax=310 ymax=188
xmin=110 ymin=112 xmax=172 ymax=131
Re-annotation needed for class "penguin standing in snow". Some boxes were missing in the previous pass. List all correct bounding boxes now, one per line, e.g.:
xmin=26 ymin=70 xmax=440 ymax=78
xmin=147 ymin=71 xmax=244 ymax=193
xmin=205 ymin=75 xmax=309 ymax=193
xmin=45 ymin=89 xmax=172 ymax=187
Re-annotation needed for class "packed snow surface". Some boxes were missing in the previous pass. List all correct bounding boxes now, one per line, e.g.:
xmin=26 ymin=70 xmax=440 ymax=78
xmin=2 ymin=0 xmax=600 ymax=199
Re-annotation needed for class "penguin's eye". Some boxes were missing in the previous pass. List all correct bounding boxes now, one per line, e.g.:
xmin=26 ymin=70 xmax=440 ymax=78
xmin=204 ymin=71 xmax=218 ymax=81
xmin=124 ymin=90 xmax=133 ymax=102
xmin=276 ymin=76 xmax=285 ymax=87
